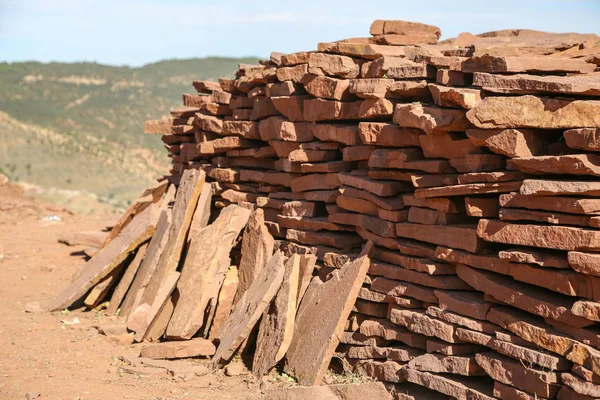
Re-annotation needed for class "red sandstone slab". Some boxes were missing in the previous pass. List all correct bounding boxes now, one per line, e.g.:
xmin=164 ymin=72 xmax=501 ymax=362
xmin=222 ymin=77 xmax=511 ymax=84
xmin=465 ymin=197 xmax=499 ymax=218
xmin=500 ymin=192 xmax=600 ymax=215
xmin=393 ymin=102 xmax=470 ymax=135
xmin=461 ymin=55 xmax=595 ymax=74
xmin=396 ymin=223 xmax=484 ymax=253
xmin=564 ymin=128 xmax=600 ymax=152
xmin=370 ymin=262 xmax=470 ymax=290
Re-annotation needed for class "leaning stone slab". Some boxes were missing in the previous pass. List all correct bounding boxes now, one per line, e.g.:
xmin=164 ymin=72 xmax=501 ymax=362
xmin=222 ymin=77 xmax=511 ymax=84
xmin=212 ymin=251 xmax=286 ymax=366
xmin=467 ymin=96 xmax=600 ymax=129
xmin=284 ymin=242 xmax=372 ymax=385
xmin=48 ymin=204 xmax=160 ymax=311
xmin=252 ymin=254 xmax=300 ymax=377
xmin=165 ymin=205 xmax=251 ymax=340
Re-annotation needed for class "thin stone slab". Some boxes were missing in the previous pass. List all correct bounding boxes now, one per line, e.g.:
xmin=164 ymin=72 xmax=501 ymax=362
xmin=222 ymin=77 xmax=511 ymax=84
xmin=467 ymin=96 xmax=600 ymax=129
xmin=565 ymin=128 xmax=600 ymax=152
xmin=402 ymin=368 xmax=495 ymax=400
xmin=466 ymin=128 xmax=549 ymax=158
xmin=567 ymin=343 xmax=600 ymax=376
xmin=461 ymin=55 xmax=595 ymax=74
xmin=48 ymin=204 xmax=160 ymax=311
xmin=569 ymin=252 xmax=600 ymax=277
xmin=284 ymin=242 xmax=372 ymax=385
xmin=475 ymin=352 xmax=560 ymax=398
xmin=234 ymin=209 xmax=275 ymax=305
xmin=396 ymin=222 xmax=485 ymax=253
xmin=253 ymin=254 xmax=300 ymax=377
xmin=500 ymin=192 xmax=600 ymax=215
xmin=434 ymin=290 xmax=491 ymax=320
xmin=499 ymin=248 xmax=569 ymax=269
xmin=473 ymin=72 xmax=600 ymax=96
xmin=508 ymin=154 xmax=600 ymax=177
xmin=389 ymin=307 xmax=459 ymax=343
xmin=208 ymin=266 xmax=239 ymax=340
xmin=408 ymin=353 xmax=484 ymax=376
xmin=212 ymin=251 xmax=286 ymax=366
xmin=393 ymin=102 xmax=470 ymax=135
xmin=414 ymin=181 xmax=521 ymax=198
xmin=166 ymin=205 xmax=251 ymax=340
xmin=521 ymin=179 xmax=600 ymax=197
xmin=370 ymin=262 xmax=470 ymax=290
xmin=140 ymin=337 xmax=215 ymax=359
xmin=263 ymin=382 xmax=393 ymax=400
xmin=499 ymin=207 xmax=595 ymax=228
xmin=477 ymin=219 xmax=600 ymax=251
xmin=457 ymin=264 xmax=592 ymax=328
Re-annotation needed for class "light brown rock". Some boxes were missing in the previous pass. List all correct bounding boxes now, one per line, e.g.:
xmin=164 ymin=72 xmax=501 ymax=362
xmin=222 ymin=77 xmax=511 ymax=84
xmin=472 ymin=72 xmax=600 ymax=96
xmin=394 ymin=102 xmax=470 ymax=134
xmin=308 ymin=52 xmax=359 ymax=79
xmin=208 ymin=266 xmax=239 ymax=340
xmin=467 ymin=96 xmax=600 ymax=129
xmin=466 ymin=128 xmax=548 ymax=158
xmin=428 ymin=84 xmax=482 ymax=109
xmin=521 ymin=179 xmax=600 ymax=196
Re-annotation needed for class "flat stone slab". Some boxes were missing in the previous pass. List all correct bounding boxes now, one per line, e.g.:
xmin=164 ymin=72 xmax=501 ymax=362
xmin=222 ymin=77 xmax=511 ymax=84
xmin=472 ymin=72 xmax=600 ymax=96
xmin=212 ymin=251 xmax=286 ymax=366
xmin=500 ymin=192 xmax=600 ymax=215
xmin=477 ymin=219 xmax=600 ymax=251
xmin=263 ymin=382 xmax=393 ymax=400
xmin=467 ymin=96 xmax=600 ymax=129
xmin=284 ymin=242 xmax=372 ymax=385
xmin=564 ymin=128 xmax=600 ymax=152
xmin=140 ymin=338 xmax=216 ymax=359
xmin=461 ymin=55 xmax=595 ymax=74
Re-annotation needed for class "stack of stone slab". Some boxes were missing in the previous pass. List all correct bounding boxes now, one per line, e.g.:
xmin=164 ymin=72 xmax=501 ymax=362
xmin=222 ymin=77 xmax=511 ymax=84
xmin=133 ymin=19 xmax=599 ymax=399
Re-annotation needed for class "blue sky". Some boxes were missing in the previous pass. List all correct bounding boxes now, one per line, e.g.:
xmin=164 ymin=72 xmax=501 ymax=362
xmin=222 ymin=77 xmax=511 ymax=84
xmin=1 ymin=0 xmax=599 ymax=66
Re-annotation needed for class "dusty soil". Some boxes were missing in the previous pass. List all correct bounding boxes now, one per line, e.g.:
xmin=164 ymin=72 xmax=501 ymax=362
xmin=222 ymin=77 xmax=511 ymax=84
xmin=0 ymin=182 xmax=270 ymax=400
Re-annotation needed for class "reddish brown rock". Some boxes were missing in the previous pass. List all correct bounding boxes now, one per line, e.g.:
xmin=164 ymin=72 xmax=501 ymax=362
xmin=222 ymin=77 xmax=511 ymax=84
xmin=291 ymin=173 xmax=340 ymax=192
xmin=565 ymin=128 xmax=600 ymax=152
xmin=557 ymin=385 xmax=599 ymax=400
xmin=472 ymin=72 xmax=600 ymax=96
xmin=258 ymin=117 xmax=313 ymax=142
xmin=408 ymin=353 xmax=484 ymax=376
xmin=284 ymin=243 xmax=372 ymax=385
xmin=370 ymin=20 xmax=441 ymax=37
xmin=253 ymin=254 xmax=300 ymax=377
xmin=465 ymin=197 xmax=500 ymax=218
xmin=303 ymin=75 xmax=353 ymax=101
xmin=419 ymin=133 xmax=480 ymax=159
xmin=487 ymin=306 xmax=576 ymax=357
xmin=140 ymin=338 xmax=215 ymax=359
xmin=358 ymin=122 xmax=422 ymax=147
xmin=285 ymin=229 xmax=362 ymax=249
xmin=370 ymin=277 xmax=437 ymax=303
xmin=355 ymin=360 xmax=405 ymax=383
xmin=434 ymin=290 xmax=491 ymax=320
xmin=263 ymin=382 xmax=393 ymax=400
xmin=415 ymin=182 xmax=521 ymax=199
xmin=572 ymin=301 xmax=600 ymax=322
xmin=359 ymin=319 xmax=428 ymax=349
xmin=427 ymin=306 xmax=498 ymax=334
xmin=337 ymin=195 xmax=379 ymax=216
xmin=358 ymin=97 xmax=394 ymax=119
xmin=466 ymin=128 xmax=549 ymax=158
xmin=389 ymin=307 xmax=459 ymax=343
xmin=428 ymin=84 xmax=482 ymax=109
xmin=449 ymin=154 xmax=506 ymax=173
xmin=342 ymin=145 xmax=374 ymax=161
xmin=339 ymin=172 xmax=412 ymax=197
xmin=477 ymin=219 xmax=600 ymax=251
xmin=276 ymin=64 xmax=309 ymax=83
xmin=569 ymin=252 xmax=600 ymax=277
xmin=393 ymin=102 xmax=470 ymax=134
xmin=402 ymin=368 xmax=494 ymax=400
xmin=567 ymin=343 xmax=600 ymax=376
xmin=500 ymin=192 xmax=600 ymax=215
xmin=499 ymin=207 xmax=594 ymax=228
xmin=461 ymin=55 xmax=595 ymax=74
xmin=396 ymin=222 xmax=484 ymax=253
xmin=374 ymin=33 xmax=439 ymax=45
xmin=521 ymin=179 xmax=600 ymax=197
xmin=311 ymin=123 xmax=360 ymax=145
xmin=476 ymin=352 xmax=560 ymax=398
xmin=348 ymin=78 xmax=393 ymax=98
xmin=497 ymin=248 xmax=567 ymax=271
xmin=508 ymin=154 xmax=600 ymax=177
xmin=280 ymin=52 xmax=310 ymax=66
xmin=456 ymin=264 xmax=592 ymax=328
xmin=467 ymin=96 xmax=600 ymax=129
xmin=308 ymin=52 xmax=360 ymax=79
xmin=212 ymin=251 xmax=286 ymax=365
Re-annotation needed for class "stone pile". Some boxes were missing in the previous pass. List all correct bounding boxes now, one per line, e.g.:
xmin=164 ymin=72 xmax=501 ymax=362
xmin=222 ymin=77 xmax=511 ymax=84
xmin=55 ymin=19 xmax=600 ymax=399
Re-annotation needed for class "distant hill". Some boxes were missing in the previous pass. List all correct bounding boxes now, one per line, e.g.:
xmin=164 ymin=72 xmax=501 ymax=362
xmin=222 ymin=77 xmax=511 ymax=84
xmin=0 ymin=57 xmax=259 ymax=211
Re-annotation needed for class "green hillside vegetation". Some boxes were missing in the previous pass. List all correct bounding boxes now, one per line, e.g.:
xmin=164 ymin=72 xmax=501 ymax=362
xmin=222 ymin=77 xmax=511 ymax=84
xmin=0 ymin=57 xmax=259 ymax=211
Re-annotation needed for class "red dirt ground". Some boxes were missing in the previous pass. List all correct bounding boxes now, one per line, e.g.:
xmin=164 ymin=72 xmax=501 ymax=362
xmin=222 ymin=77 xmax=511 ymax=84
xmin=0 ymin=182 xmax=268 ymax=400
